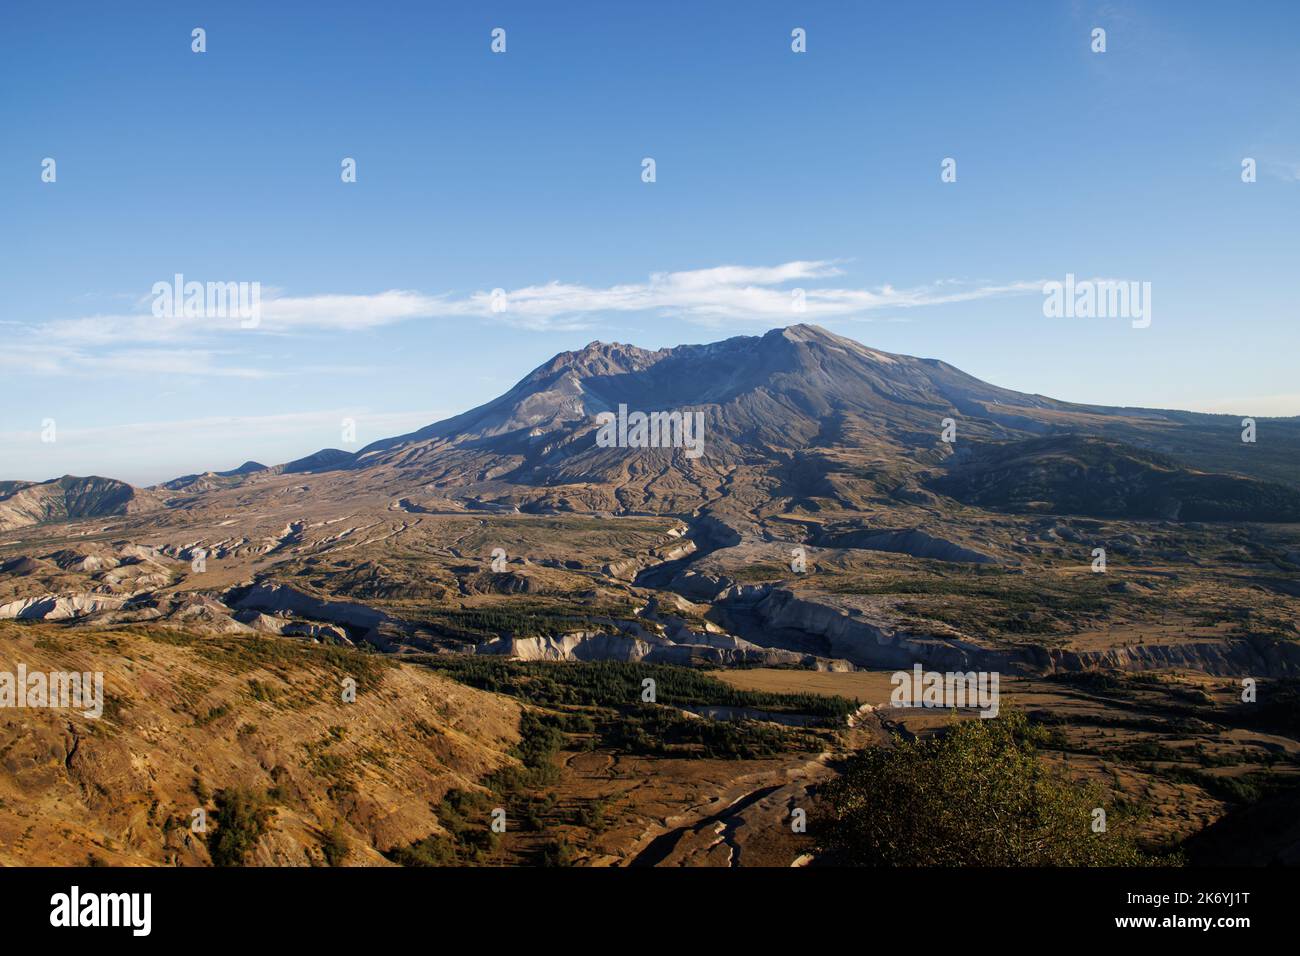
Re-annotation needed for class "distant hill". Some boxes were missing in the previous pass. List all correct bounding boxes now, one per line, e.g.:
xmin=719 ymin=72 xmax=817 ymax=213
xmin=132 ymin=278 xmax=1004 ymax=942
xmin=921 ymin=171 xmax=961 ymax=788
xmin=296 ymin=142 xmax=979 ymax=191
xmin=0 ymin=476 xmax=165 ymax=532
xmin=280 ymin=448 xmax=355 ymax=474
xmin=161 ymin=451 xmax=356 ymax=496
xmin=930 ymin=435 xmax=1300 ymax=521
xmin=161 ymin=460 xmax=268 ymax=492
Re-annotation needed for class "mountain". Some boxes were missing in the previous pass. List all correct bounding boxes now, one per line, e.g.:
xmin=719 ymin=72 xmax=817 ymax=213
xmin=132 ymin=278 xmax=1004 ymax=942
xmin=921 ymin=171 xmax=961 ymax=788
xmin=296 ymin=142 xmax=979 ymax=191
xmin=0 ymin=476 xmax=164 ymax=532
xmin=355 ymin=324 xmax=1060 ymax=465
xmin=317 ymin=324 xmax=1298 ymax=520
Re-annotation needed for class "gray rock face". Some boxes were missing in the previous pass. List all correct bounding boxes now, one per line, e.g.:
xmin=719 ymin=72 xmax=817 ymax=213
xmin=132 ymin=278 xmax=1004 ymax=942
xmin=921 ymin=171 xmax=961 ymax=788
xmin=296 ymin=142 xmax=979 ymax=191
xmin=731 ymin=586 xmax=1300 ymax=678
xmin=1044 ymin=640 xmax=1300 ymax=677
xmin=474 ymin=625 xmax=825 ymax=668
xmin=226 ymin=582 xmax=390 ymax=631
xmin=0 ymin=593 xmax=128 ymax=621
xmin=748 ymin=588 xmax=1020 ymax=672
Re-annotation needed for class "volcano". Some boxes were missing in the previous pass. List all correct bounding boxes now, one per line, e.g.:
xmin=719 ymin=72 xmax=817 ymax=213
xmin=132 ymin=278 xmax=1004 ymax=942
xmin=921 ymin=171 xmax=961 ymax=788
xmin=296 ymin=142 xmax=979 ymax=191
xmin=279 ymin=324 xmax=1300 ymax=523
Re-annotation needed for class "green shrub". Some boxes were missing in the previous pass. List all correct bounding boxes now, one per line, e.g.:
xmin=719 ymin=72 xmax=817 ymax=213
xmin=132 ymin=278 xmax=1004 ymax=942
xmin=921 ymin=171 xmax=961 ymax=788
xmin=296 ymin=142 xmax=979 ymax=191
xmin=815 ymin=712 xmax=1166 ymax=866
xmin=208 ymin=787 xmax=275 ymax=867
xmin=536 ymin=838 xmax=576 ymax=867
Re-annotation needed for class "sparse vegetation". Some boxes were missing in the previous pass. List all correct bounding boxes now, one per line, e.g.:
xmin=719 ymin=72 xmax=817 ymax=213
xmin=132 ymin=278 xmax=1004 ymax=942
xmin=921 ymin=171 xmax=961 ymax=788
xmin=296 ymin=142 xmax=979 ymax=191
xmin=385 ymin=707 xmax=568 ymax=866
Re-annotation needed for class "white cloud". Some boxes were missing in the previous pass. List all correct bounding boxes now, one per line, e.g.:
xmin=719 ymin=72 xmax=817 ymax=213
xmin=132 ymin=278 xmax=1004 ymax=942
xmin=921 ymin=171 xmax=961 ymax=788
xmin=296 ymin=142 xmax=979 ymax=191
xmin=22 ymin=262 xmax=1044 ymax=348
xmin=424 ymin=263 xmax=1042 ymax=330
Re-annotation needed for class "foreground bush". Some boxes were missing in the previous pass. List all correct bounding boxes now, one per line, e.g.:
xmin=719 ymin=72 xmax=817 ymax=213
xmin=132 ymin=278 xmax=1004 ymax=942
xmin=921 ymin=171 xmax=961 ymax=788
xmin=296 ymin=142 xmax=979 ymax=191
xmin=815 ymin=712 xmax=1167 ymax=866
xmin=208 ymin=787 xmax=276 ymax=867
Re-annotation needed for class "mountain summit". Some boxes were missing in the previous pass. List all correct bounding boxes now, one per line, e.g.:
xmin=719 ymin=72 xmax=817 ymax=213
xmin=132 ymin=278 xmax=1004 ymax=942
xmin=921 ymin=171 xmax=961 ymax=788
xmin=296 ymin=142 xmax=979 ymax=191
xmin=354 ymin=323 xmax=1047 ymax=469
xmin=309 ymin=324 xmax=1298 ymax=519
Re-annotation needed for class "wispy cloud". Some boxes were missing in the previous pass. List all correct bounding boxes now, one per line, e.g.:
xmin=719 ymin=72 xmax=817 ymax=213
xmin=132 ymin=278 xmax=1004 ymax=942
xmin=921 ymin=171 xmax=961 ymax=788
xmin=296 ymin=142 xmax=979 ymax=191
xmin=477 ymin=266 xmax=1040 ymax=329
xmin=21 ymin=262 xmax=1043 ymax=353
xmin=0 ymin=343 xmax=270 ymax=378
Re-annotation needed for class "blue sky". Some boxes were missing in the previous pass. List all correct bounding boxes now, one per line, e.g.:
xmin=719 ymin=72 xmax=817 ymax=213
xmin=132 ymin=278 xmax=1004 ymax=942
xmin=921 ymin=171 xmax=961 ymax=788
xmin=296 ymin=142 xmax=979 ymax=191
xmin=2 ymin=0 xmax=1297 ymax=485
